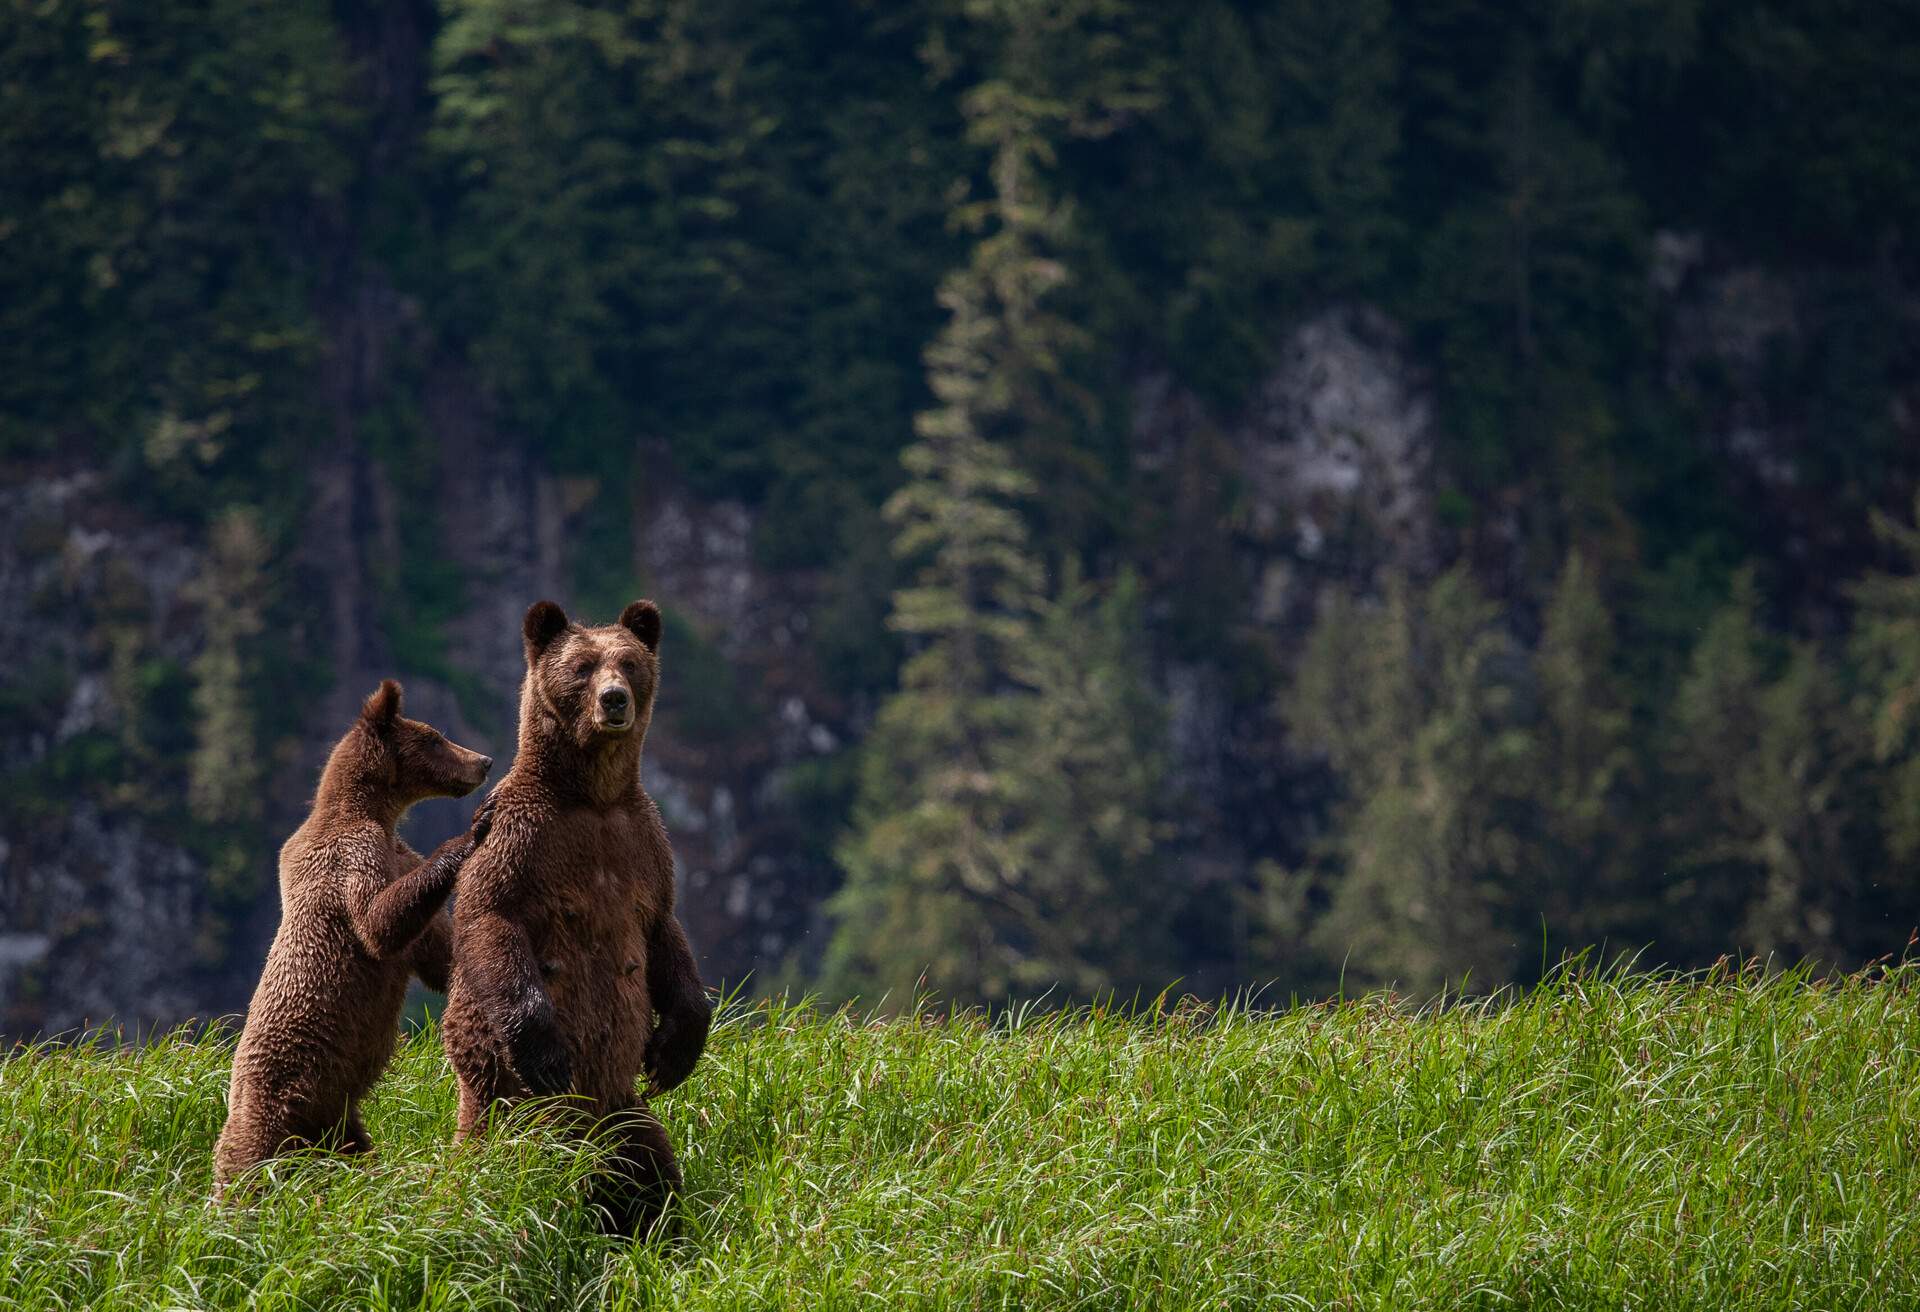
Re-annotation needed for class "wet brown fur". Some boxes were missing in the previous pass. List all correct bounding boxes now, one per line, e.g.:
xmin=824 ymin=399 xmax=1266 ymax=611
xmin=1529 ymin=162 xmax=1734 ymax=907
xmin=213 ymin=681 xmax=492 ymax=1188
xmin=440 ymin=600 xmax=711 ymax=1237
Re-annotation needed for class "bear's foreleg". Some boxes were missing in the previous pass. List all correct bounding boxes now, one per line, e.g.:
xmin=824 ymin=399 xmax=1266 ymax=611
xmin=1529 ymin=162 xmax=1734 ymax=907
xmin=643 ymin=914 xmax=711 ymax=1095
xmin=459 ymin=911 xmax=573 ymax=1098
xmin=391 ymin=839 xmax=456 ymax=992
xmin=347 ymin=833 xmax=474 ymax=962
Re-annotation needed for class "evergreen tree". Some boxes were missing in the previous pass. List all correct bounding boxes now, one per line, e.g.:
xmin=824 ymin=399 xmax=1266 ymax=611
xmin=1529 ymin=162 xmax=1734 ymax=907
xmin=432 ymin=0 xmax=805 ymax=485
xmin=1249 ymin=577 xmax=1419 ymax=993
xmin=1668 ymin=571 xmax=1868 ymax=964
xmin=822 ymin=257 xmax=1049 ymax=999
xmin=999 ymin=572 xmax=1172 ymax=995
xmin=1527 ymin=551 xmax=1636 ymax=957
xmin=1665 ymin=570 xmax=1779 ymax=950
xmin=186 ymin=507 xmax=269 ymax=835
xmin=186 ymin=505 xmax=273 ymax=962
xmin=1851 ymin=495 xmax=1920 ymax=865
xmin=1282 ymin=569 xmax=1529 ymax=995
xmin=1738 ymin=645 xmax=1865 ymax=963
xmin=0 ymin=0 xmax=349 ymax=499
xmin=757 ymin=2 xmax=969 ymax=565
xmin=1396 ymin=2 xmax=1655 ymax=585
xmin=1656 ymin=0 xmax=1920 ymax=258
xmin=1082 ymin=0 xmax=1398 ymax=401
xmin=825 ymin=0 xmax=1165 ymax=1005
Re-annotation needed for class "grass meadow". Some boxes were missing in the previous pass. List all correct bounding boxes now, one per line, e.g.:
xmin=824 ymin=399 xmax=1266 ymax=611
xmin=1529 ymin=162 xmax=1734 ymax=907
xmin=4 ymin=965 xmax=1919 ymax=1309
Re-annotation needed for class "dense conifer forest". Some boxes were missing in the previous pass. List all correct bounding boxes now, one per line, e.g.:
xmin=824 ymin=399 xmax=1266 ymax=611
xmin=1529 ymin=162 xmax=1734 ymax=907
xmin=3 ymin=0 xmax=1919 ymax=1029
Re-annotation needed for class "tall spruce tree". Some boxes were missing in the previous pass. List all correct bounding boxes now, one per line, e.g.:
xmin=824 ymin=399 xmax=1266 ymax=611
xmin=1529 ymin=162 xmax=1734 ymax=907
xmin=1079 ymin=0 xmax=1398 ymax=401
xmin=0 ymin=0 xmax=349 ymax=489
xmin=824 ymin=0 xmax=1165 ymax=1005
xmin=1000 ymin=572 xmax=1172 ymax=995
xmin=821 ymin=255 xmax=1050 ymax=999
xmin=1282 ymin=569 xmax=1529 ymax=995
xmin=1668 ymin=571 xmax=1868 ymax=964
xmin=1852 ymin=495 xmax=1920 ymax=866
xmin=1527 ymin=551 xmax=1637 ymax=958
xmin=1398 ymin=3 xmax=1653 ymax=587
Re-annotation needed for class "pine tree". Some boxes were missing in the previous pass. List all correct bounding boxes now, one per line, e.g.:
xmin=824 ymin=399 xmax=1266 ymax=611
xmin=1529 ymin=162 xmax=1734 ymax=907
xmin=1282 ymin=569 xmax=1528 ymax=995
xmin=1668 ymin=570 xmax=1864 ymax=964
xmin=1527 ymin=551 xmax=1636 ymax=957
xmin=1851 ymin=494 xmax=1920 ymax=865
xmin=824 ymin=0 xmax=1165 ymax=1005
xmin=186 ymin=506 xmax=273 ymax=962
xmin=1398 ymin=3 xmax=1652 ymax=582
xmin=1666 ymin=570 xmax=1777 ymax=952
xmin=0 ymin=0 xmax=349 ymax=487
xmin=999 ymin=572 xmax=1171 ymax=995
xmin=1086 ymin=0 xmax=1397 ymax=399
xmin=1738 ymin=644 xmax=1862 ymax=963
xmin=822 ymin=285 xmax=1048 ymax=999
xmin=432 ymin=0 xmax=802 ymax=482
xmin=187 ymin=508 xmax=270 ymax=833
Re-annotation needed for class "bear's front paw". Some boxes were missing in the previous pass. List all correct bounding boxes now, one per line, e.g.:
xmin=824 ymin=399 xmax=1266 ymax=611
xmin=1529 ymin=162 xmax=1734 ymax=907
xmin=468 ymin=791 xmax=500 ymax=845
xmin=645 ymin=1004 xmax=711 ymax=1095
xmin=513 ymin=1039 xmax=573 ymax=1099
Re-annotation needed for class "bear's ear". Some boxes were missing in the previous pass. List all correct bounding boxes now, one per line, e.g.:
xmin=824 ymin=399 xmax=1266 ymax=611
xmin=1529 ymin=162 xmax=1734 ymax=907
xmin=523 ymin=600 xmax=570 ymax=657
xmin=619 ymin=599 xmax=662 ymax=653
xmin=361 ymin=678 xmax=403 ymax=730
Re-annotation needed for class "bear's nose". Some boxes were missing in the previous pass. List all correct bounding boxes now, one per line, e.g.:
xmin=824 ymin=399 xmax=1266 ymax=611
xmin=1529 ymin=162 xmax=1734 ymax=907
xmin=600 ymin=686 xmax=631 ymax=715
xmin=477 ymin=756 xmax=493 ymax=775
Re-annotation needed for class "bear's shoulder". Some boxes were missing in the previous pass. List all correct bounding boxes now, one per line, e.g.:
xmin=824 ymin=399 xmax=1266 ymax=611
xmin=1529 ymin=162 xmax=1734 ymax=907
xmin=280 ymin=815 xmax=390 ymax=894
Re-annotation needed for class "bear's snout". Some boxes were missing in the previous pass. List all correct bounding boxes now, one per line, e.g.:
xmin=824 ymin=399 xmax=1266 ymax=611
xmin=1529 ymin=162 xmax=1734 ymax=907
xmin=598 ymin=684 xmax=632 ymax=726
xmin=449 ymin=747 xmax=493 ymax=793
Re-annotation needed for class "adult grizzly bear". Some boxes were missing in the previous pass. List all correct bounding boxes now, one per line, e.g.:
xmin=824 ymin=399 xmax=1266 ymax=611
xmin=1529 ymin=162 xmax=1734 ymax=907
xmin=440 ymin=599 xmax=711 ymax=1236
xmin=214 ymin=680 xmax=492 ymax=1188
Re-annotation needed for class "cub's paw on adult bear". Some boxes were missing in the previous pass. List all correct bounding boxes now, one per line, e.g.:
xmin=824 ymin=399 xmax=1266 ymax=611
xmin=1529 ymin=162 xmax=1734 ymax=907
xmin=467 ymin=789 xmax=499 ymax=846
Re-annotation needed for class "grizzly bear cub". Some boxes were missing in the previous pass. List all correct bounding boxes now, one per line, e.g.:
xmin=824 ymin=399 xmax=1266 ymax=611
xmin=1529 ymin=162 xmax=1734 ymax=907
xmin=213 ymin=680 xmax=493 ymax=1188
xmin=440 ymin=599 xmax=710 ymax=1236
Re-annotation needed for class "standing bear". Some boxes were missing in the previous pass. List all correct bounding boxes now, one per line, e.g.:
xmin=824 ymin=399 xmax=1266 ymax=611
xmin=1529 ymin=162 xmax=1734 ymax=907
xmin=440 ymin=599 xmax=711 ymax=1236
xmin=215 ymin=680 xmax=492 ymax=1188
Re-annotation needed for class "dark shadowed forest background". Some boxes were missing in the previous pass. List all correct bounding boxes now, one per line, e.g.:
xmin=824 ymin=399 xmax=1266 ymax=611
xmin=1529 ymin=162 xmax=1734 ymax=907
xmin=4 ymin=0 xmax=1920 ymax=1037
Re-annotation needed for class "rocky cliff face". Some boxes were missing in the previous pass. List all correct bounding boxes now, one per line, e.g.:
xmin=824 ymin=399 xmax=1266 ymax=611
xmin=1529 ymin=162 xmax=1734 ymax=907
xmin=630 ymin=474 xmax=846 ymax=980
xmin=1656 ymin=230 xmax=1920 ymax=617
xmin=0 ymin=472 xmax=216 ymax=1035
xmin=1125 ymin=306 xmax=1441 ymax=990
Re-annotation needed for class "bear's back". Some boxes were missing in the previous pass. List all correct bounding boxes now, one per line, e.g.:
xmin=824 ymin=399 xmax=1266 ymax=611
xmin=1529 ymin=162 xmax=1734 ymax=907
xmin=231 ymin=819 xmax=410 ymax=1111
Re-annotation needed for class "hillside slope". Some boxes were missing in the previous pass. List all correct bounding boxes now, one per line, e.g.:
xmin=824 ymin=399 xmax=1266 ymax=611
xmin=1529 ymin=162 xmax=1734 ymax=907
xmin=4 ymin=969 xmax=1918 ymax=1310
xmin=8 ymin=2 xmax=1920 ymax=1033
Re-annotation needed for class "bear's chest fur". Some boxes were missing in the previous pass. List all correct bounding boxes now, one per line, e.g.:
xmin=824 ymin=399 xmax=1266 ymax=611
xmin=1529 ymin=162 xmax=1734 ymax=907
xmin=487 ymin=799 xmax=671 ymax=1103
xmin=528 ymin=803 xmax=660 ymax=908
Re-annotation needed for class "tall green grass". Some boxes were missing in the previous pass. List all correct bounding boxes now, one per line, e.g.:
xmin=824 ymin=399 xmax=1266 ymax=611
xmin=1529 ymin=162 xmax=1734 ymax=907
xmin=4 ymin=965 xmax=1919 ymax=1309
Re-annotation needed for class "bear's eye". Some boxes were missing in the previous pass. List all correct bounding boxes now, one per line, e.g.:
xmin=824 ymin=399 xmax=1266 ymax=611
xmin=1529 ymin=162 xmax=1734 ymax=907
xmin=572 ymin=658 xmax=595 ymax=679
